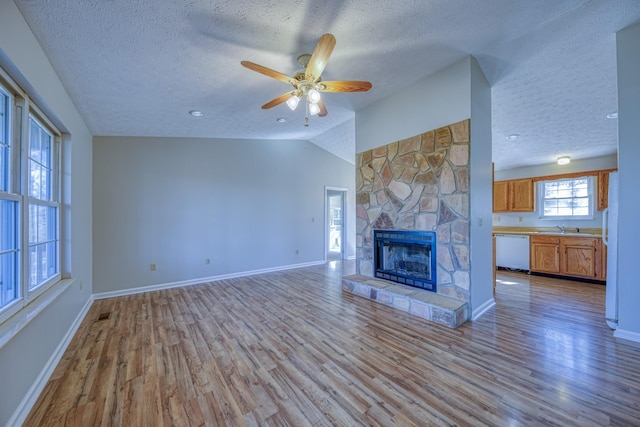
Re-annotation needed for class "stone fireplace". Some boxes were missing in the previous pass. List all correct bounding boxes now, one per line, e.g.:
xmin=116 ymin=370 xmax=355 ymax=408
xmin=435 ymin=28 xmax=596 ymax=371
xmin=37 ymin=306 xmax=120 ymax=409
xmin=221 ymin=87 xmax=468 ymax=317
xmin=343 ymin=119 xmax=471 ymax=328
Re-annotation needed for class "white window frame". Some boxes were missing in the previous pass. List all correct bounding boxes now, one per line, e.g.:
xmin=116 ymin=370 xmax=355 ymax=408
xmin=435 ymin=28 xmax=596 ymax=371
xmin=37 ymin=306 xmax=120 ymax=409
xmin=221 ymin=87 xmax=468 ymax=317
xmin=0 ymin=67 xmax=63 ymax=325
xmin=538 ymin=176 xmax=594 ymax=221
xmin=26 ymin=111 xmax=61 ymax=295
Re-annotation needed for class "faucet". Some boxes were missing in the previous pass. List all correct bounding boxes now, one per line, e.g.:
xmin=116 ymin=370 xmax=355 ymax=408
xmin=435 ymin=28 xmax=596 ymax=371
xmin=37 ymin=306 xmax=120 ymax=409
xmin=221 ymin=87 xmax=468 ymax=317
xmin=555 ymin=225 xmax=565 ymax=234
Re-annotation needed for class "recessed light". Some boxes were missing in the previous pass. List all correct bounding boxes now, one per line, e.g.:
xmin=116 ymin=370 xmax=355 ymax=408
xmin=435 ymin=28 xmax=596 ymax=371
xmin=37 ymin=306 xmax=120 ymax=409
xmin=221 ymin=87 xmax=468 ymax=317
xmin=606 ymin=112 xmax=618 ymax=119
xmin=506 ymin=134 xmax=520 ymax=141
xmin=557 ymin=156 xmax=570 ymax=165
xmin=276 ymin=117 xmax=287 ymax=123
xmin=189 ymin=110 xmax=204 ymax=117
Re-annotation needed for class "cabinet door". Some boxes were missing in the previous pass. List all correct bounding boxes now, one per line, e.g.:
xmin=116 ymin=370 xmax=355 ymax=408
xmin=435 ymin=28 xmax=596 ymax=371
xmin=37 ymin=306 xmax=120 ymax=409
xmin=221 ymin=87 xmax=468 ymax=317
xmin=562 ymin=237 xmax=599 ymax=279
xmin=530 ymin=236 xmax=560 ymax=273
xmin=510 ymin=178 xmax=535 ymax=212
xmin=598 ymin=241 xmax=607 ymax=281
xmin=493 ymin=181 xmax=509 ymax=212
xmin=597 ymin=171 xmax=610 ymax=211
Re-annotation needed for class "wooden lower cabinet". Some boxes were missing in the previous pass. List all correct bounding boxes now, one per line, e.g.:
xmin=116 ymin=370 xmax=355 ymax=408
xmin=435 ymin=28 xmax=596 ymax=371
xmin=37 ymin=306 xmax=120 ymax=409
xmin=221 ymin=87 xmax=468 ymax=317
xmin=530 ymin=236 xmax=560 ymax=274
xmin=530 ymin=235 xmax=605 ymax=281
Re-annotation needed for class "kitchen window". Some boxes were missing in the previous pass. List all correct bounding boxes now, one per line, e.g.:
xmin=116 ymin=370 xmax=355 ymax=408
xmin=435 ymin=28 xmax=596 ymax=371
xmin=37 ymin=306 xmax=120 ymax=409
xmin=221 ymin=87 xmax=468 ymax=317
xmin=538 ymin=176 xmax=594 ymax=220
xmin=0 ymin=68 xmax=62 ymax=323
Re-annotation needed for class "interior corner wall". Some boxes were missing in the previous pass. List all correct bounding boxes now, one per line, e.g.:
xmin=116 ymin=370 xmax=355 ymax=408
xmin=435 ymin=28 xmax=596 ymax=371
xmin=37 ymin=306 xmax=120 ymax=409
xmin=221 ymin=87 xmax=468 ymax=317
xmin=356 ymin=58 xmax=472 ymax=154
xmin=468 ymin=57 xmax=494 ymax=317
xmin=92 ymin=136 xmax=355 ymax=294
xmin=0 ymin=1 xmax=93 ymax=425
xmin=615 ymin=21 xmax=640 ymax=340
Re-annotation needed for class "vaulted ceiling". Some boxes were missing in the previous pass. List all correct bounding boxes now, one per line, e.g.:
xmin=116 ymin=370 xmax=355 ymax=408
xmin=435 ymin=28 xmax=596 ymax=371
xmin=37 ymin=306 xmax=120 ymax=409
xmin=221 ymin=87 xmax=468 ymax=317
xmin=13 ymin=0 xmax=640 ymax=169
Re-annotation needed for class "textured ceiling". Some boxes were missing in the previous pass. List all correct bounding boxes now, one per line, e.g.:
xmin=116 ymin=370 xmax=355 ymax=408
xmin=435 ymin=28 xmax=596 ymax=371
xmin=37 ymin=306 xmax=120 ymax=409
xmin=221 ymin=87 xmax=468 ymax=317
xmin=11 ymin=0 xmax=640 ymax=169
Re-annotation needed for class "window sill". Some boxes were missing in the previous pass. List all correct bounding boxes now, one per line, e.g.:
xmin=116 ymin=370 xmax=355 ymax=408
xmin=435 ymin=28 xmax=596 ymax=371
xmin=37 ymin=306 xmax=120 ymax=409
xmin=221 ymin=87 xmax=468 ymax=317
xmin=0 ymin=278 xmax=76 ymax=350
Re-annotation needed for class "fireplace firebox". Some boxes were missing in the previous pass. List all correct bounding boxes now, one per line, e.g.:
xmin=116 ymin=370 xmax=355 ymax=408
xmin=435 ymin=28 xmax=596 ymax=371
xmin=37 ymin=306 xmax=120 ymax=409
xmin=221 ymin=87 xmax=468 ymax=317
xmin=374 ymin=229 xmax=436 ymax=292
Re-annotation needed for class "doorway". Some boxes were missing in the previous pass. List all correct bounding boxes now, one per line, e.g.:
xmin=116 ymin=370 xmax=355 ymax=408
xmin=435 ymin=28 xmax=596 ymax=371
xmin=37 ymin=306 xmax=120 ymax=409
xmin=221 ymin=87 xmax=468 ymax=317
xmin=326 ymin=187 xmax=346 ymax=261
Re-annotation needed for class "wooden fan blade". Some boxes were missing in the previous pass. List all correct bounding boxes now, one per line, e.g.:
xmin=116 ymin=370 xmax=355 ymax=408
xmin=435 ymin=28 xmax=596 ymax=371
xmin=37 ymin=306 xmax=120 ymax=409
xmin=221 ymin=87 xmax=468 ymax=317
xmin=317 ymin=99 xmax=328 ymax=117
xmin=320 ymin=80 xmax=372 ymax=93
xmin=305 ymin=34 xmax=336 ymax=82
xmin=241 ymin=61 xmax=293 ymax=85
xmin=261 ymin=92 xmax=293 ymax=109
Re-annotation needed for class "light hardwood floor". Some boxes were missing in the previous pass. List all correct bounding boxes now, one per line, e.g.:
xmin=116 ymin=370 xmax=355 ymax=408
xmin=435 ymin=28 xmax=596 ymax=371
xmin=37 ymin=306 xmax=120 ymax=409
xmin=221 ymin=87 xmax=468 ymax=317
xmin=25 ymin=262 xmax=640 ymax=426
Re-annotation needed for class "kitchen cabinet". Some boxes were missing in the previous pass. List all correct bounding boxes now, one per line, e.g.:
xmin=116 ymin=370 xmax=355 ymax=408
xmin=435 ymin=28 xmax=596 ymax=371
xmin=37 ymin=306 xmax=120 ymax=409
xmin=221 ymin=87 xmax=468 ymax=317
xmin=562 ymin=237 xmax=600 ymax=279
xmin=493 ymin=178 xmax=535 ymax=213
xmin=530 ymin=235 xmax=605 ymax=280
xmin=530 ymin=235 xmax=560 ymax=274
xmin=597 ymin=170 xmax=610 ymax=211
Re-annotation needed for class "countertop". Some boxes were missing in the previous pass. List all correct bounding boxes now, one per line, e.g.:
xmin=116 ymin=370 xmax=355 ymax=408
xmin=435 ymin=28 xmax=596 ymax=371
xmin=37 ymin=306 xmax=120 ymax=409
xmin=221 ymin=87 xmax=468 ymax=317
xmin=492 ymin=226 xmax=602 ymax=238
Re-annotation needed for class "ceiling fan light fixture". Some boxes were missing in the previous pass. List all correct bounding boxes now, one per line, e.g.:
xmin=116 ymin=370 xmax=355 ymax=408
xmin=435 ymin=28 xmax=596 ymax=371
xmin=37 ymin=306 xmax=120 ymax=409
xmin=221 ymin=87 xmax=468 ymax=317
xmin=557 ymin=156 xmax=571 ymax=165
xmin=241 ymin=34 xmax=372 ymax=126
xmin=286 ymin=95 xmax=301 ymax=111
xmin=308 ymin=89 xmax=321 ymax=104
xmin=308 ymin=102 xmax=321 ymax=116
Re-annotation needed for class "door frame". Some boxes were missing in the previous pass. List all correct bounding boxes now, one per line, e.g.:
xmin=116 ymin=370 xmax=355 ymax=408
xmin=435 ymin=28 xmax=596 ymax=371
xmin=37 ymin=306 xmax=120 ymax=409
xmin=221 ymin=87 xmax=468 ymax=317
xmin=325 ymin=186 xmax=347 ymax=261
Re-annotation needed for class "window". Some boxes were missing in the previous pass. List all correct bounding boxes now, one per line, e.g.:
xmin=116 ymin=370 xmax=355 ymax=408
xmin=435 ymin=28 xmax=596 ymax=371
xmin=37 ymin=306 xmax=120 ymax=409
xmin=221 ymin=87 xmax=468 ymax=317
xmin=539 ymin=176 xmax=594 ymax=220
xmin=28 ymin=116 xmax=59 ymax=290
xmin=0 ymin=71 xmax=62 ymax=322
xmin=1 ymin=86 xmax=20 ymax=310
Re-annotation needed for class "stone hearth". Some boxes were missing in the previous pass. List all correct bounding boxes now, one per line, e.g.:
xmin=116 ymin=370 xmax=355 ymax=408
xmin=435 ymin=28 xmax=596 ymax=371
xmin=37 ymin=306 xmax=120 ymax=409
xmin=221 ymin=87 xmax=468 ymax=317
xmin=342 ymin=275 xmax=468 ymax=329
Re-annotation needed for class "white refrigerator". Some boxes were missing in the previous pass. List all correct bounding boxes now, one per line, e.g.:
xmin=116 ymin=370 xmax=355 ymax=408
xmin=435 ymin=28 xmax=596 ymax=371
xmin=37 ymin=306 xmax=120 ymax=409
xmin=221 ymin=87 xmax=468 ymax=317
xmin=603 ymin=172 xmax=619 ymax=329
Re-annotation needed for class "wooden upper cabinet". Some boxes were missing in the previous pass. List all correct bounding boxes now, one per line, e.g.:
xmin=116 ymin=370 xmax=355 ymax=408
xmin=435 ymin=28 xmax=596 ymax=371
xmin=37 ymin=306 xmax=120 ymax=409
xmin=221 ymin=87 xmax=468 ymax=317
xmin=493 ymin=181 xmax=509 ymax=212
xmin=597 ymin=170 xmax=610 ymax=211
xmin=493 ymin=178 xmax=535 ymax=212
xmin=510 ymin=178 xmax=535 ymax=212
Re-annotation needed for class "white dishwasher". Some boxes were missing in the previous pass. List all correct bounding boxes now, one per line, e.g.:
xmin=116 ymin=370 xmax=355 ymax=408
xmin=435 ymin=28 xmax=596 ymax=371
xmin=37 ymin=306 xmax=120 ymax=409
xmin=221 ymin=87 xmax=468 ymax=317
xmin=495 ymin=234 xmax=530 ymax=271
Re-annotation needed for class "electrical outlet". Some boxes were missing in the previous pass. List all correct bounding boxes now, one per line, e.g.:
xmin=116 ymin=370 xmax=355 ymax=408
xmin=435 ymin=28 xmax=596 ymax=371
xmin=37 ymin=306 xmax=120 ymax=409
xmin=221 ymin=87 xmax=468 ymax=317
xmin=518 ymin=216 xmax=523 ymax=222
xmin=205 ymin=258 xmax=211 ymax=264
xmin=150 ymin=263 xmax=157 ymax=271
xmin=295 ymin=249 xmax=299 ymax=255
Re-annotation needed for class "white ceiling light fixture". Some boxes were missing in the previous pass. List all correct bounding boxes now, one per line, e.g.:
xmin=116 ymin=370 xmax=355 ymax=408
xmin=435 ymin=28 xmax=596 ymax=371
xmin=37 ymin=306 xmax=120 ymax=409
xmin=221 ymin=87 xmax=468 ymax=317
xmin=189 ymin=110 xmax=204 ymax=117
xmin=607 ymin=112 xmax=618 ymax=119
xmin=286 ymin=95 xmax=300 ymax=111
xmin=308 ymin=89 xmax=321 ymax=104
xmin=557 ymin=156 xmax=571 ymax=165
xmin=276 ymin=117 xmax=287 ymax=123
xmin=506 ymin=134 xmax=520 ymax=141
xmin=308 ymin=102 xmax=321 ymax=116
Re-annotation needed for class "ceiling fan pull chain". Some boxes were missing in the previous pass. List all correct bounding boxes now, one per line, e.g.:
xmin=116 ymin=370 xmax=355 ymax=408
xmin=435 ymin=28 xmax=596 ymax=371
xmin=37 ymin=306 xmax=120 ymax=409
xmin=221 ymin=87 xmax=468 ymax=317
xmin=305 ymin=100 xmax=309 ymax=127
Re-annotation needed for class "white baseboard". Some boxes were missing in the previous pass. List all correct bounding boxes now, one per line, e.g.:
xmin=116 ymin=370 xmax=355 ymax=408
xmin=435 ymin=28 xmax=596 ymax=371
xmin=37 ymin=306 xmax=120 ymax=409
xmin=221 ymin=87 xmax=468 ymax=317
xmin=471 ymin=298 xmax=496 ymax=321
xmin=7 ymin=294 xmax=94 ymax=427
xmin=93 ymin=260 xmax=326 ymax=300
xmin=614 ymin=328 xmax=640 ymax=344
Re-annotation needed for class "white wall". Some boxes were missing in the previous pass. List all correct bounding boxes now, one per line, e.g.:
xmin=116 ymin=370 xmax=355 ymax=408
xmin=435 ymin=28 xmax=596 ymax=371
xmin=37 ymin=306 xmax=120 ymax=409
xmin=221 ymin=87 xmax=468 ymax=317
xmin=356 ymin=60 xmax=471 ymax=153
xmin=0 ymin=1 xmax=93 ymax=425
xmin=93 ymin=136 xmax=355 ymax=294
xmin=355 ymin=57 xmax=494 ymax=319
xmin=615 ymin=22 xmax=640 ymax=340
xmin=493 ymin=154 xmax=618 ymax=229
xmin=469 ymin=57 xmax=494 ymax=318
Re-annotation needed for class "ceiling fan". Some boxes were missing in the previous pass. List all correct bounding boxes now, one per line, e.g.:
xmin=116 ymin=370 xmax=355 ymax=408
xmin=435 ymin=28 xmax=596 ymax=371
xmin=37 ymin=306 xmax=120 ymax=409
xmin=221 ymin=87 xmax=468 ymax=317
xmin=241 ymin=34 xmax=372 ymax=126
